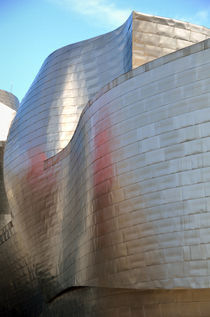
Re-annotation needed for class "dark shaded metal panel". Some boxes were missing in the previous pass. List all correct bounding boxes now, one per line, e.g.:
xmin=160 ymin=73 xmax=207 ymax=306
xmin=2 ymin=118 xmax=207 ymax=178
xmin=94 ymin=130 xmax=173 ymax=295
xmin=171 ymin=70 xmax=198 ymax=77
xmin=0 ymin=143 xmax=11 ymax=228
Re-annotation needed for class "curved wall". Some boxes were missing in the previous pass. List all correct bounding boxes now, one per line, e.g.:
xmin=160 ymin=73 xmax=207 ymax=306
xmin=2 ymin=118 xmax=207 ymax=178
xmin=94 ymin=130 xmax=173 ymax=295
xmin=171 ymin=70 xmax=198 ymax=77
xmin=3 ymin=14 xmax=133 ymax=302
xmin=0 ymin=89 xmax=19 ymax=111
xmin=14 ymin=14 xmax=132 ymax=158
xmin=6 ymin=11 xmax=210 ymax=162
xmin=46 ymin=38 xmax=210 ymax=291
xmin=3 ymin=38 xmax=210 ymax=307
xmin=2 ymin=11 xmax=210 ymax=316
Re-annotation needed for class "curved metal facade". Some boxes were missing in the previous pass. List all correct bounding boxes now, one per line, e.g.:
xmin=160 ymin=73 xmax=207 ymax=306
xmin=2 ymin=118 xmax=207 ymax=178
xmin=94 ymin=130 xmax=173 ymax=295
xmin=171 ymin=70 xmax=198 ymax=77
xmin=1 ymin=11 xmax=210 ymax=316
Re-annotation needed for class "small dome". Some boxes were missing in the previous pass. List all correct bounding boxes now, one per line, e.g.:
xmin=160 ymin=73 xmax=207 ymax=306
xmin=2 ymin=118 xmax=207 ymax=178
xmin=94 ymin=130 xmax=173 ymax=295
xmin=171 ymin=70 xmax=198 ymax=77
xmin=0 ymin=90 xmax=18 ymax=142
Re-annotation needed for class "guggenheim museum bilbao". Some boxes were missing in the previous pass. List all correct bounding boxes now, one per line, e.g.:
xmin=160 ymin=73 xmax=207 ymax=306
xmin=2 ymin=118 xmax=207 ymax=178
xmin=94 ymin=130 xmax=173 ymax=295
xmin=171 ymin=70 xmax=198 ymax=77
xmin=1 ymin=10 xmax=210 ymax=316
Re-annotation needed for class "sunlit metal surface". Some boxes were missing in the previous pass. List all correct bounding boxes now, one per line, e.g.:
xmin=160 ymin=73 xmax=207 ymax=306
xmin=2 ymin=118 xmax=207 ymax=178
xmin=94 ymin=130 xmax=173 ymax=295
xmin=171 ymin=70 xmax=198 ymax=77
xmin=2 ymin=11 xmax=210 ymax=316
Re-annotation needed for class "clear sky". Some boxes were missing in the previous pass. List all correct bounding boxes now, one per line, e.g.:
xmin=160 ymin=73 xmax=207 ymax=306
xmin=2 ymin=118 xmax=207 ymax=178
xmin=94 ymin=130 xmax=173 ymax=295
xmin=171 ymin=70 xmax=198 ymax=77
xmin=1 ymin=0 xmax=210 ymax=102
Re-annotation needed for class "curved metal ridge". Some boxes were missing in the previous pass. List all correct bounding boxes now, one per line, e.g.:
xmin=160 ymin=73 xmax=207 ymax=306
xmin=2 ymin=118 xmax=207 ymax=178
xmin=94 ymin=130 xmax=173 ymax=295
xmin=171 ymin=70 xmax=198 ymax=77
xmin=48 ymin=286 xmax=87 ymax=303
xmin=2 ymin=11 xmax=210 ymax=316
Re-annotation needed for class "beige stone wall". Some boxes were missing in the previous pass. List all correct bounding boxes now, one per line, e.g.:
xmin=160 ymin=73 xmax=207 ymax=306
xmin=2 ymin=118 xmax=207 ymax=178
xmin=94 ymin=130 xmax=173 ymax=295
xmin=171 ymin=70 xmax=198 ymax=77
xmin=132 ymin=11 xmax=210 ymax=68
xmin=0 ymin=89 xmax=19 ymax=111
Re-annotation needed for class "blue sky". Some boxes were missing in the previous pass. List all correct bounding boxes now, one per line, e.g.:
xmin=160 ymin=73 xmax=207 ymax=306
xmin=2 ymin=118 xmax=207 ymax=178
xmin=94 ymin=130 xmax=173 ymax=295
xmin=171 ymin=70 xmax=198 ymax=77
xmin=1 ymin=0 xmax=210 ymax=102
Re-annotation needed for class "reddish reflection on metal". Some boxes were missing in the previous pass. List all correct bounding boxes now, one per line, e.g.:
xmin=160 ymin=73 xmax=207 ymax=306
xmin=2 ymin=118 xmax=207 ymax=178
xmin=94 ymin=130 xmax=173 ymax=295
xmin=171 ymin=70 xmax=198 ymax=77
xmin=27 ymin=149 xmax=47 ymax=183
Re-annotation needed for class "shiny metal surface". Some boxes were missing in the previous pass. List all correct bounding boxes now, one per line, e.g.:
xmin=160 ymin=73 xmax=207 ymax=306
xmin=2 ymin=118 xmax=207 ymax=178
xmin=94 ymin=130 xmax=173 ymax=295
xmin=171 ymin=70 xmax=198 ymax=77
xmin=2 ymin=11 xmax=210 ymax=316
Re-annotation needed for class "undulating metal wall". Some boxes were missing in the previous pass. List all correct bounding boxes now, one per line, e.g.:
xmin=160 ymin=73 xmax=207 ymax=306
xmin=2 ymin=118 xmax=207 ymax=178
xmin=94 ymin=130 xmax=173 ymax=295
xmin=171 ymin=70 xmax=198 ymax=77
xmin=18 ymin=14 xmax=132 ymax=158
xmin=3 ymin=14 xmax=133 ymax=309
xmin=2 ymin=12 xmax=210 ymax=316
xmin=25 ymin=38 xmax=210 ymax=293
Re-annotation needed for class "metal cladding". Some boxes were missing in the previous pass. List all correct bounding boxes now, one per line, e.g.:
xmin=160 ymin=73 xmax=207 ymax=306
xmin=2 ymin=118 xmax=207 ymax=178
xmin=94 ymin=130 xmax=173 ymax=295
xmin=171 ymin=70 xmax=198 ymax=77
xmin=2 ymin=11 xmax=210 ymax=316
